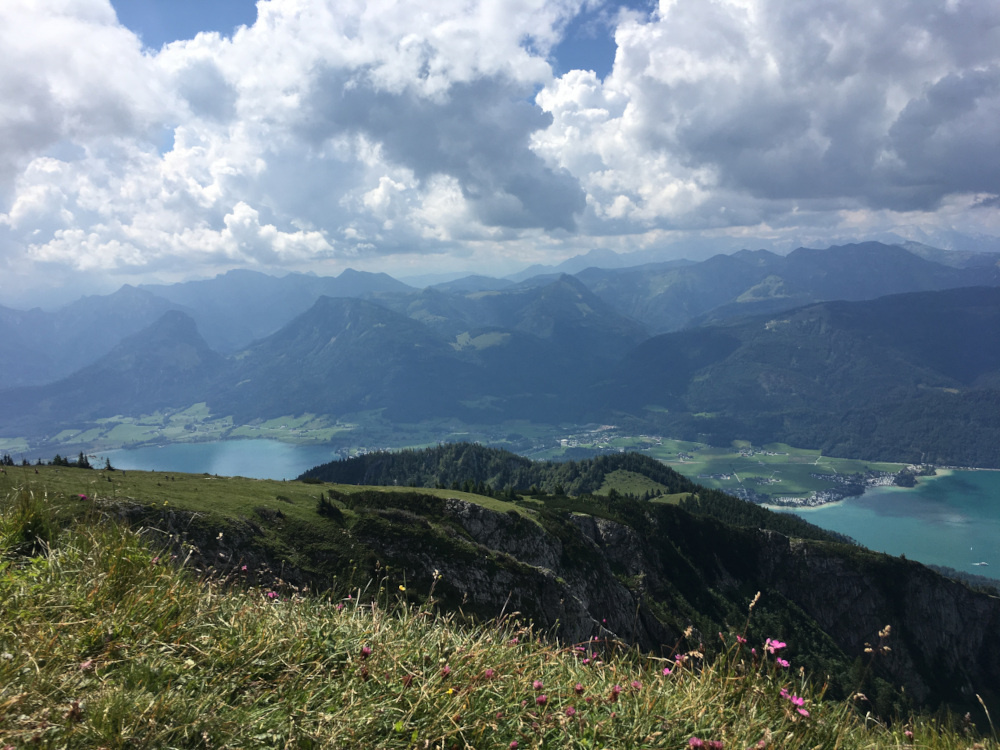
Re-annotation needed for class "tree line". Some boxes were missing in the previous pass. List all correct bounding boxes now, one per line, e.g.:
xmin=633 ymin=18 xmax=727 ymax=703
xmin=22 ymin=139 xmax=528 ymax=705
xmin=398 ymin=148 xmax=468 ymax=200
xmin=298 ymin=443 xmax=702 ymax=497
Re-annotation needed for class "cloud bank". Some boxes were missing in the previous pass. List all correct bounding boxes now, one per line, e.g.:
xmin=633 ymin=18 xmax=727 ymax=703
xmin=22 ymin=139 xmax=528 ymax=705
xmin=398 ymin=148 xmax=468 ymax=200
xmin=1 ymin=0 xmax=999 ymax=302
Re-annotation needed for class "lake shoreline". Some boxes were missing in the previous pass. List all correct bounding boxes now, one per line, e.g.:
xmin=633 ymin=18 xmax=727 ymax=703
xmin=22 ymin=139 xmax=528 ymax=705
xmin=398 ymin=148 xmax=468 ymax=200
xmin=765 ymin=466 xmax=957 ymax=513
xmin=102 ymin=439 xmax=342 ymax=481
xmin=774 ymin=468 xmax=1000 ymax=582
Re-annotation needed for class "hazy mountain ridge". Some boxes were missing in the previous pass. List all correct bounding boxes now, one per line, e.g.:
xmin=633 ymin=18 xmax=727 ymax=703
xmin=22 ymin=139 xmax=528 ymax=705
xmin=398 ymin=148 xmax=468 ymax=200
xmin=211 ymin=296 xmax=479 ymax=422
xmin=0 ymin=268 xmax=414 ymax=389
xmin=2 ymin=240 xmax=992 ymax=388
xmin=140 ymin=268 xmax=415 ymax=353
xmin=575 ymin=242 xmax=1000 ymax=333
xmin=4 ymin=243 xmax=1000 ymax=466
xmin=0 ymin=285 xmax=184 ymax=389
xmin=2 ymin=310 xmax=226 ymax=434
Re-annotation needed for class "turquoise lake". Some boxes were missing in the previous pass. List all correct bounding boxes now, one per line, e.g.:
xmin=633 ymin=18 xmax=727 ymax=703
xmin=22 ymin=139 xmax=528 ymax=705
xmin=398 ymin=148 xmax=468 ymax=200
xmin=103 ymin=440 xmax=340 ymax=481
xmin=102 ymin=440 xmax=1000 ymax=581
xmin=781 ymin=470 xmax=1000 ymax=582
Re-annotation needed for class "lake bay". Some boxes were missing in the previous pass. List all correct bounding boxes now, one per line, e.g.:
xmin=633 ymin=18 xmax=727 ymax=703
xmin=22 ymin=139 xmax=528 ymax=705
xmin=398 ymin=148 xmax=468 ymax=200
xmin=781 ymin=469 xmax=1000 ymax=582
xmin=103 ymin=440 xmax=340 ymax=481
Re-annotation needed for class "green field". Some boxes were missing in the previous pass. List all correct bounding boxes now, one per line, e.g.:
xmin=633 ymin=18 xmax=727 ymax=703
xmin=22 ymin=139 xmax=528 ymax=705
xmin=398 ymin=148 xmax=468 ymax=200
xmin=644 ymin=440 xmax=904 ymax=501
xmin=0 ymin=463 xmax=539 ymax=532
xmin=534 ymin=436 xmax=907 ymax=501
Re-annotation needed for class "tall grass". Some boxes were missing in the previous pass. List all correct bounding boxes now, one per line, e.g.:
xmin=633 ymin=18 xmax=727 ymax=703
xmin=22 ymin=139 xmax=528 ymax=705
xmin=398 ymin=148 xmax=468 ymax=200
xmin=1 ymin=486 xmax=995 ymax=749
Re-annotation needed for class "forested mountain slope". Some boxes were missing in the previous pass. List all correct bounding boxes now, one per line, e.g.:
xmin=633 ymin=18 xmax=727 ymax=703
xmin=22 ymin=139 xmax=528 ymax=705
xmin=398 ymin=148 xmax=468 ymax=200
xmin=598 ymin=286 xmax=1000 ymax=465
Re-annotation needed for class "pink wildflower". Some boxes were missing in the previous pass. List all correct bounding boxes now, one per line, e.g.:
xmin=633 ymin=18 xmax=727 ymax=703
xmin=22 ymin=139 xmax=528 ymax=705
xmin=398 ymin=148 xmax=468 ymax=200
xmin=509 ymin=743 xmax=518 ymax=749
xmin=780 ymin=689 xmax=809 ymax=716
xmin=904 ymin=730 xmax=914 ymax=740
xmin=484 ymin=668 xmax=496 ymax=679
xmin=440 ymin=665 xmax=451 ymax=677
xmin=241 ymin=565 xmax=248 ymax=571
xmin=736 ymin=635 xmax=747 ymax=644
xmin=532 ymin=679 xmax=544 ymax=691
xmin=574 ymin=683 xmax=584 ymax=694
xmin=536 ymin=694 xmax=548 ymax=706
xmin=631 ymin=680 xmax=642 ymax=690
xmin=662 ymin=667 xmax=672 ymax=676
xmin=776 ymin=657 xmax=790 ymax=668
xmin=266 ymin=591 xmax=278 ymax=600
xmin=764 ymin=638 xmax=786 ymax=653
xmin=360 ymin=645 xmax=371 ymax=659
xmin=565 ymin=706 xmax=576 ymax=717
xmin=689 ymin=738 xmax=704 ymax=748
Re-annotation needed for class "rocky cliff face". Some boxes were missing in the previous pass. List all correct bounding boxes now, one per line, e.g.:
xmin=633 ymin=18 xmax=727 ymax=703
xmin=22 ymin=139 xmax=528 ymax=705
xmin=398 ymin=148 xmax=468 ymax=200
xmin=350 ymin=499 xmax=1000 ymax=709
xmin=121 ymin=493 xmax=1000 ymax=713
xmin=752 ymin=531 xmax=1000 ymax=704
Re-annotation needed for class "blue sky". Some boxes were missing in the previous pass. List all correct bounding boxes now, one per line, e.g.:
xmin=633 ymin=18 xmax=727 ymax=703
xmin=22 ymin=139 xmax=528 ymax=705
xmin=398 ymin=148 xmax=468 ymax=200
xmin=2 ymin=0 xmax=999 ymax=306
xmin=111 ymin=0 xmax=259 ymax=50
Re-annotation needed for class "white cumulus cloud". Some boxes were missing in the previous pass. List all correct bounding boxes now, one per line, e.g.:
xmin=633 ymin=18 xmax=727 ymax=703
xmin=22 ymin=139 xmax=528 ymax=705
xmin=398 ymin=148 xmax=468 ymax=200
xmin=1 ymin=0 xmax=999 ymax=304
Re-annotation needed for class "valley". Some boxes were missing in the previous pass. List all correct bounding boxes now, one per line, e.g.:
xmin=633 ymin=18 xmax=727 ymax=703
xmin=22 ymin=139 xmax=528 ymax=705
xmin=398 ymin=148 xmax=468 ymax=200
xmin=4 ymin=404 xmax=919 ymax=506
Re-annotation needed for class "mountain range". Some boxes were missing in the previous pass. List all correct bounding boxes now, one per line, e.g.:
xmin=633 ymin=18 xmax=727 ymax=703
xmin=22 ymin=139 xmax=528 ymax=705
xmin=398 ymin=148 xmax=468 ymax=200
xmin=599 ymin=286 xmax=1000 ymax=465
xmin=0 ymin=268 xmax=412 ymax=389
xmin=3 ymin=241 xmax=1000 ymax=466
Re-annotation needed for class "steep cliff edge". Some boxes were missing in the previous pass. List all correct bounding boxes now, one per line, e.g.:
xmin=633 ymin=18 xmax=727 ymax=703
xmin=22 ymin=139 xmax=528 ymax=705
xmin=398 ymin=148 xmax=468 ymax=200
xmin=752 ymin=530 xmax=1000 ymax=704
xmin=121 ymin=489 xmax=1000 ymax=714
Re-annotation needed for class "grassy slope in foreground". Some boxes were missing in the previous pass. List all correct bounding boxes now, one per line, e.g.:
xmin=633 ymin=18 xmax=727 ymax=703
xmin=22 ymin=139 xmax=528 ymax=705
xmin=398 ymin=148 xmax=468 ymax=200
xmin=2 ymin=492 xmax=994 ymax=750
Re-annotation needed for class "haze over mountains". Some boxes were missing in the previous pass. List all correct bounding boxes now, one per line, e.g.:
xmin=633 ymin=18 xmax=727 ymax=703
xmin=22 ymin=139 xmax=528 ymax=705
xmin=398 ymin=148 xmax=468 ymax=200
xmin=3 ymin=241 xmax=1000 ymax=466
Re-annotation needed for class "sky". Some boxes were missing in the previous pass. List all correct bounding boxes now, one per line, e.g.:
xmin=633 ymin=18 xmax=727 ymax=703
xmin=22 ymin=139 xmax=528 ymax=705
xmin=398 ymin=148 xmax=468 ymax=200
xmin=2 ymin=0 xmax=999 ymax=307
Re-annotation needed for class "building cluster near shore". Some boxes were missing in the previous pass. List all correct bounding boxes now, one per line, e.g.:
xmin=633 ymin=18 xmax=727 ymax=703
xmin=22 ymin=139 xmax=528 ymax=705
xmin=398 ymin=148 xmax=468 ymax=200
xmin=762 ymin=470 xmax=915 ymax=507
